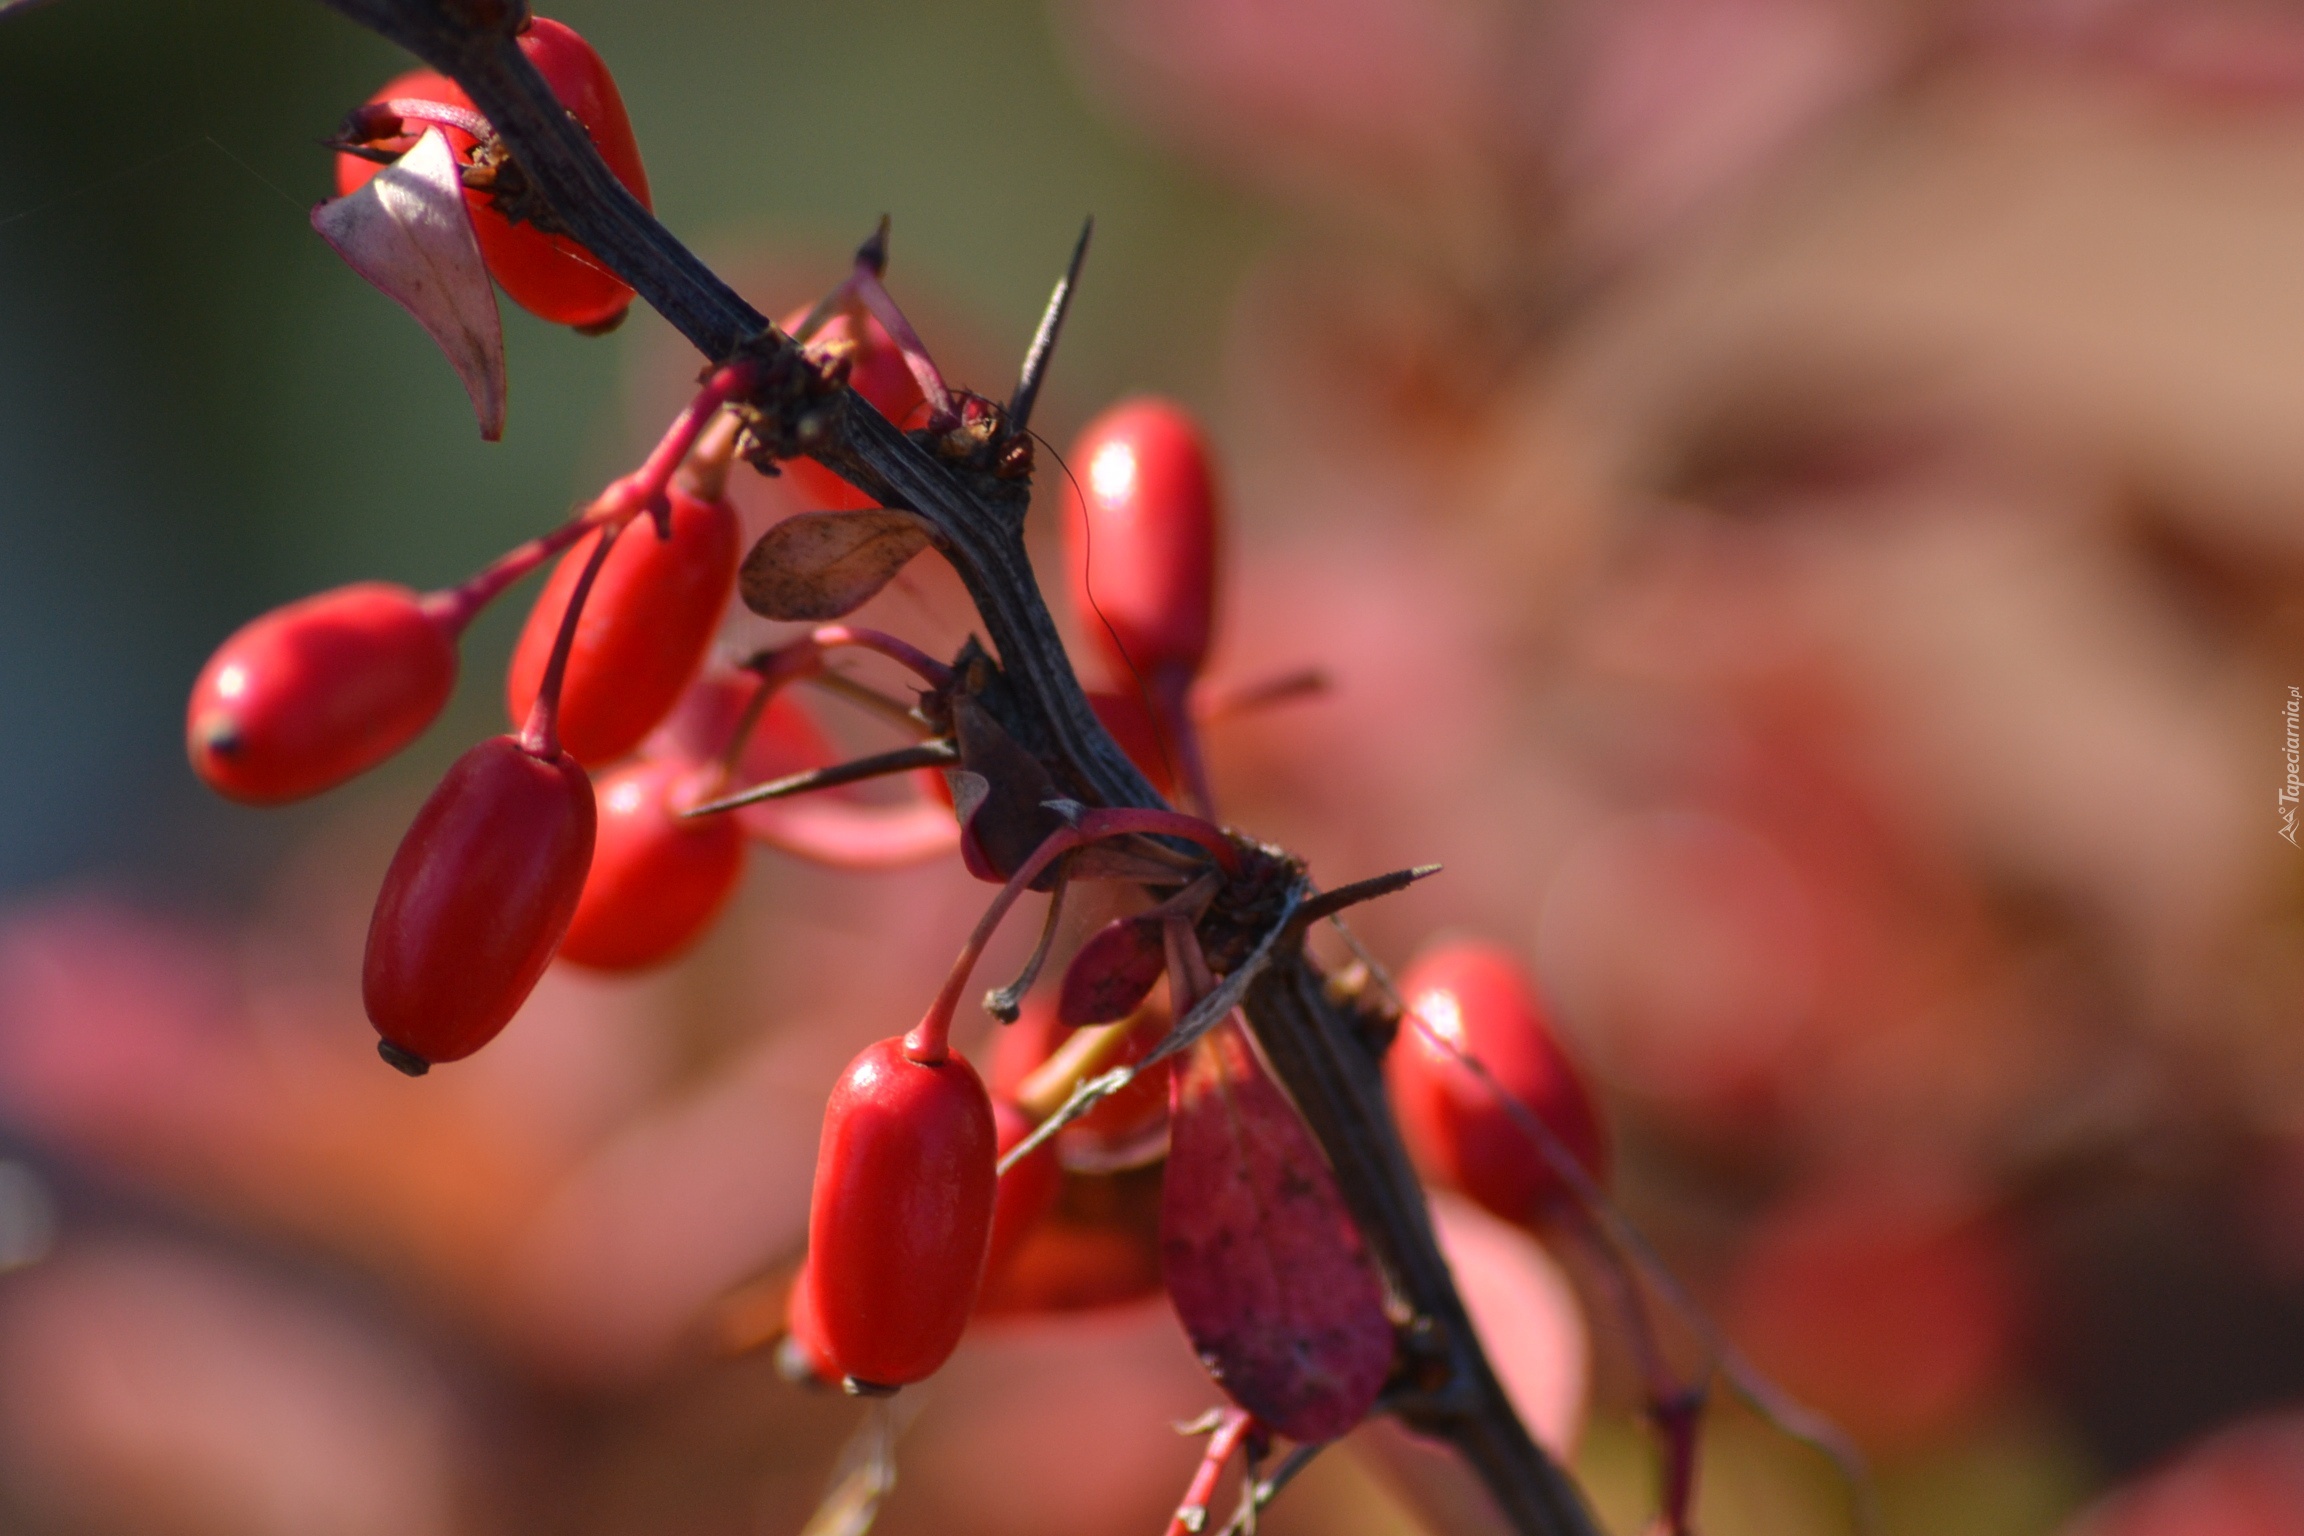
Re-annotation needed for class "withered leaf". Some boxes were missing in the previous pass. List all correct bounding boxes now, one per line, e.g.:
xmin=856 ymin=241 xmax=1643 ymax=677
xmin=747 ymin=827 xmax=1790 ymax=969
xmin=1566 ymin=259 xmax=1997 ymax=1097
xmin=1162 ymin=1019 xmax=1393 ymax=1443
xmin=950 ymin=694 xmax=1068 ymax=886
xmin=739 ymin=508 xmax=931 ymax=621
xmin=1059 ymin=915 xmax=1167 ymax=1027
xmin=311 ymin=128 xmax=506 ymax=441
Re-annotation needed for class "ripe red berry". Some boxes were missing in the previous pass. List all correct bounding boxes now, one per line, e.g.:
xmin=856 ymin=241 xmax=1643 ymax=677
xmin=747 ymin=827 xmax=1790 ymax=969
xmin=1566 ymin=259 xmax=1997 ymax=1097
xmin=335 ymin=18 xmax=651 ymax=331
xmin=187 ymin=582 xmax=457 ymax=805
xmin=776 ymin=303 xmax=929 ymax=511
xmin=556 ymin=758 xmax=746 ymax=971
xmin=363 ymin=735 xmax=595 ymax=1072
xmin=1387 ymin=939 xmax=1609 ymax=1226
xmin=505 ymin=488 xmax=741 ymax=767
xmin=805 ymin=1037 xmax=997 ymax=1388
xmin=1060 ymin=398 xmax=1221 ymax=702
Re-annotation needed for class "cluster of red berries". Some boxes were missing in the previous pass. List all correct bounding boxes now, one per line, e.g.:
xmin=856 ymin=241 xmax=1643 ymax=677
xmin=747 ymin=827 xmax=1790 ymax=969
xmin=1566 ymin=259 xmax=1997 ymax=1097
xmin=194 ymin=16 xmax=1615 ymax=1473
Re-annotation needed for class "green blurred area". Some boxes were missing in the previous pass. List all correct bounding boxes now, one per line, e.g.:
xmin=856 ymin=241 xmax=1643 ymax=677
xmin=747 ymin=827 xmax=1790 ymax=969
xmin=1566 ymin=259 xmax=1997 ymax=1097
xmin=0 ymin=0 xmax=1263 ymax=903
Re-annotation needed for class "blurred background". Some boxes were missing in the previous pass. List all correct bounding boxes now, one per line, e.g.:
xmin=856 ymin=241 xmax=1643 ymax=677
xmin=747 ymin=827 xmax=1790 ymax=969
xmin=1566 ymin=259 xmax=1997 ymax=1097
xmin=3 ymin=0 xmax=2304 ymax=1532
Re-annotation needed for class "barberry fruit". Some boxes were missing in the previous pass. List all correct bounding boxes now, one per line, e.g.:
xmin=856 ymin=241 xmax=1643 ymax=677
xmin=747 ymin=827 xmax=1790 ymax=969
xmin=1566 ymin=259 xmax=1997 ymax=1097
xmin=363 ymin=735 xmax=595 ymax=1072
xmin=556 ymin=758 xmax=746 ymax=971
xmin=1060 ymin=397 xmax=1220 ymax=700
xmin=1387 ymin=938 xmax=1609 ymax=1226
xmin=335 ymin=18 xmax=651 ymax=331
xmin=805 ymin=1036 xmax=996 ymax=1388
xmin=505 ymin=487 xmax=741 ymax=767
xmin=186 ymin=582 xmax=457 ymax=805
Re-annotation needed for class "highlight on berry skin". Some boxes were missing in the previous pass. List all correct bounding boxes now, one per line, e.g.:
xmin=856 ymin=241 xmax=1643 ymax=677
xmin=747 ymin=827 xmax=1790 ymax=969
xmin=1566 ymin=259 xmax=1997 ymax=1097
xmin=1386 ymin=936 xmax=1610 ymax=1228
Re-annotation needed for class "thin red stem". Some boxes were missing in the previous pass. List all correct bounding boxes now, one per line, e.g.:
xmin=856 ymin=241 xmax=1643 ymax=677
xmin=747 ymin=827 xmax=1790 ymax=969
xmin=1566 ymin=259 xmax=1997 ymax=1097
xmin=594 ymin=360 xmax=763 ymax=535
xmin=421 ymin=507 xmax=611 ymax=637
xmin=518 ymin=518 xmax=621 ymax=759
xmin=1073 ymin=806 xmax=1240 ymax=876
xmin=1155 ymin=673 xmax=1216 ymax=819
xmin=807 ymin=625 xmax=954 ymax=690
xmin=904 ymin=824 xmax=1087 ymax=1064
xmin=1165 ymin=1410 xmax=1257 ymax=1536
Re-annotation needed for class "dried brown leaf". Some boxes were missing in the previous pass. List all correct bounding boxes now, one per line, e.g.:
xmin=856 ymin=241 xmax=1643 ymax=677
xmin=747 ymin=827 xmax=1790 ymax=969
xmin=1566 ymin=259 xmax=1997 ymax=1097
xmin=739 ymin=509 xmax=931 ymax=621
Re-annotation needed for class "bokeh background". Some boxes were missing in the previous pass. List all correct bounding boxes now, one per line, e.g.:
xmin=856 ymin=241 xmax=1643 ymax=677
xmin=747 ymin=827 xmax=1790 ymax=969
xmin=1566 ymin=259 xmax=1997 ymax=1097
xmin=3 ymin=0 xmax=2304 ymax=1533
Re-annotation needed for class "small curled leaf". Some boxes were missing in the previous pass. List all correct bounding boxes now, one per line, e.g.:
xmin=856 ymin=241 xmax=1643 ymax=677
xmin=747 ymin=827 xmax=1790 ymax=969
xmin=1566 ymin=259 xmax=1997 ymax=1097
xmin=311 ymin=128 xmax=506 ymax=441
xmin=740 ymin=508 xmax=931 ymax=621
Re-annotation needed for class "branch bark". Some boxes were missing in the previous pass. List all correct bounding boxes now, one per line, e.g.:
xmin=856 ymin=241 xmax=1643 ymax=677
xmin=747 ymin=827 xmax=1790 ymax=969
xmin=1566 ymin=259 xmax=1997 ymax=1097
xmin=310 ymin=6 xmax=1601 ymax=1530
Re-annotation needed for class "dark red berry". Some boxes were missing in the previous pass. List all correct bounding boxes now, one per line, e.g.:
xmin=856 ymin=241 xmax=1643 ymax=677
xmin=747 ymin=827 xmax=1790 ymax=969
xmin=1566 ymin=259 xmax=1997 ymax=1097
xmin=334 ymin=19 xmax=651 ymax=330
xmin=506 ymin=488 xmax=741 ymax=767
xmin=187 ymin=582 xmax=457 ymax=805
xmin=1060 ymin=398 xmax=1221 ymax=704
xmin=556 ymin=758 xmax=746 ymax=972
xmin=363 ymin=735 xmax=595 ymax=1070
xmin=1386 ymin=939 xmax=1608 ymax=1226
xmin=805 ymin=1037 xmax=996 ymax=1388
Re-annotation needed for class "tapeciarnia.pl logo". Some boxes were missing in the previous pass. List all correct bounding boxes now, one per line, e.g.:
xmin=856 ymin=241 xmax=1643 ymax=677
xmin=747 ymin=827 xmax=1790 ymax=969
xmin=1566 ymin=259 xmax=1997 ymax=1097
xmin=2282 ymin=686 xmax=2300 ymax=847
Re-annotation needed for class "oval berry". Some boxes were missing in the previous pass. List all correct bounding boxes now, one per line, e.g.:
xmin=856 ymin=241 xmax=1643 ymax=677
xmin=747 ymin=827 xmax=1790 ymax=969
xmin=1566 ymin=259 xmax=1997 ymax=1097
xmin=1387 ymin=939 xmax=1608 ymax=1227
xmin=778 ymin=304 xmax=928 ymax=511
xmin=506 ymin=488 xmax=741 ymax=767
xmin=336 ymin=19 xmax=651 ymax=330
xmin=1060 ymin=397 xmax=1221 ymax=700
xmin=187 ymin=582 xmax=457 ymax=805
xmin=363 ymin=735 xmax=595 ymax=1071
xmin=556 ymin=758 xmax=746 ymax=971
xmin=805 ymin=1037 xmax=996 ymax=1388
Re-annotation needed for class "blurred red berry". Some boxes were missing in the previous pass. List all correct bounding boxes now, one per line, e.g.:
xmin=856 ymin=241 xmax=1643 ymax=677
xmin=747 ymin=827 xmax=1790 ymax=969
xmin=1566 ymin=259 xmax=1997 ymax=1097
xmin=984 ymin=1099 xmax=1063 ymax=1288
xmin=1387 ymin=938 xmax=1609 ymax=1226
xmin=186 ymin=582 xmax=457 ymax=805
xmin=506 ymin=488 xmax=741 ymax=767
xmin=363 ymin=735 xmax=595 ymax=1072
xmin=556 ymin=758 xmax=746 ymax=972
xmin=1725 ymin=1178 xmax=2026 ymax=1455
xmin=805 ymin=1037 xmax=997 ymax=1387
xmin=1060 ymin=397 xmax=1220 ymax=703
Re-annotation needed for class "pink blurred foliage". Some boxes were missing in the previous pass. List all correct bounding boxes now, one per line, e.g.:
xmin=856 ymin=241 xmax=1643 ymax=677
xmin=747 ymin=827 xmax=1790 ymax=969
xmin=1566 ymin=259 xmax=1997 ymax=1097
xmin=2064 ymin=1410 xmax=2304 ymax=1536
xmin=0 ymin=1237 xmax=460 ymax=1536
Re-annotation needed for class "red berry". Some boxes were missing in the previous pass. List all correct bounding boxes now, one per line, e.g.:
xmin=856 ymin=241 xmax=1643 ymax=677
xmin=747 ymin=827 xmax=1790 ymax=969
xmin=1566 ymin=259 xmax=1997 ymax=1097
xmin=505 ymin=488 xmax=741 ymax=767
xmin=186 ymin=582 xmax=457 ymax=805
xmin=777 ymin=304 xmax=928 ymax=511
xmin=363 ymin=735 xmax=595 ymax=1071
xmin=1387 ymin=939 xmax=1608 ymax=1226
xmin=556 ymin=758 xmax=746 ymax=972
xmin=335 ymin=18 xmax=651 ymax=330
xmin=1060 ymin=398 xmax=1221 ymax=703
xmin=805 ymin=1037 xmax=997 ymax=1388
xmin=984 ymin=1099 xmax=1062 ymax=1287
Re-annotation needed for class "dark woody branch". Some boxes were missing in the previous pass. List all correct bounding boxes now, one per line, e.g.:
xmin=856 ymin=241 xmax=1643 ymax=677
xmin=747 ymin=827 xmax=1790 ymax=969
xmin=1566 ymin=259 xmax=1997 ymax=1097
xmin=309 ymin=4 xmax=1600 ymax=1531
